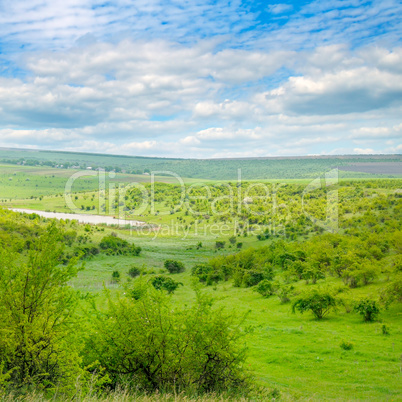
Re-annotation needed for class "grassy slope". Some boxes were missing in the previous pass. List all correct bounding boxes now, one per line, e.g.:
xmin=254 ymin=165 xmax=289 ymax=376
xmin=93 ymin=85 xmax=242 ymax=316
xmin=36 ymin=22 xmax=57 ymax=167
xmin=69 ymin=230 xmax=402 ymax=401
xmin=61 ymin=214 xmax=402 ymax=401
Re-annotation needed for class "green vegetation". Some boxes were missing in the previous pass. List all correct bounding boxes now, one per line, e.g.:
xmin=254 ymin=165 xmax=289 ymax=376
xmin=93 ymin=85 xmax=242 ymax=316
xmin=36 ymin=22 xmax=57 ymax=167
xmin=164 ymin=259 xmax=185 ymax=274
xmin=353 ymin=298 xmax=381 ymax=322
xmin=0 ymin=154 xmax=401 ymax=400
xmin=292 ymin=289 xmax=338 ymax=320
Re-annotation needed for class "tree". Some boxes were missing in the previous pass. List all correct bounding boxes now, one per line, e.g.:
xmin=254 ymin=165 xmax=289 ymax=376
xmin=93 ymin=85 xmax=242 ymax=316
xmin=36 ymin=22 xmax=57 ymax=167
xmin=0 ymin=224 xmax=83 ymax=391
xmin=292 ymin=289 xmax=338 ymax=319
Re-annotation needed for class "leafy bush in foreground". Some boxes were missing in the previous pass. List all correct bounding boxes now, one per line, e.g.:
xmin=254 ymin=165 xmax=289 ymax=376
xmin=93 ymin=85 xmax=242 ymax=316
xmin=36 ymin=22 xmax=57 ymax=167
xmin=0 ymin=225 xmax=84 ymax=392
xmin=84 ymin=288 xmax=251 ymax=393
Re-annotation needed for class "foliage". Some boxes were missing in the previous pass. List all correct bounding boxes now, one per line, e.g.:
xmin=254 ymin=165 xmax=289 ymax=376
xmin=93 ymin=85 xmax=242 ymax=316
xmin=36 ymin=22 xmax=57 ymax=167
xmin=191 ymin=264 xmax=223 ymax=285
xmin=215 ymin=241 xmax=226 ymax=250
xmin=99 ymin=235 xmax=141 ymax=256
xmin=111 ymin=270 xmax=121 ymax=283
xmin=150 ymin=275 xmax=183 ymax=294
xmin=292 ymin=289 xmax=338 ymax=320
xmin=340 ymin=340 xmax=354 ymax=350
xmin=254 ymin=280 xmax=279 ymax=298
xmin=0 ymin=224 xmax=84 ymax=392
xmin=164 ymin=259 xmax=185 ymax=274
xmin=128 ymin=266 xmax=142 ymax=278
xmin=353 ymin=298 xmax=381 ymax=322
xmin=380 ymin=273 xmax=402 ymax=306
xmin=276 ymin=284 xmax=295 ymax=304
xmin=84 ymin=288 xmax=251 ymax=393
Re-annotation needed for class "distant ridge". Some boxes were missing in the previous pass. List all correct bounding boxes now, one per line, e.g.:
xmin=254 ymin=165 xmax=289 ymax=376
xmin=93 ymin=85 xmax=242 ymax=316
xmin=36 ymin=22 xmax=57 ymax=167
xmin=0 ymin=147 xmax=400 ymax=180
xmin=0 ymin=146 xmax=400 ymax=161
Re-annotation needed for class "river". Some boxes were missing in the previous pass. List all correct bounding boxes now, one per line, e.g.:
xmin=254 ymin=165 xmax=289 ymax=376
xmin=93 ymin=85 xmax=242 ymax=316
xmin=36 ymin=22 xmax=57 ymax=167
xmin=10 ymin=208 xmax=147 ymax=227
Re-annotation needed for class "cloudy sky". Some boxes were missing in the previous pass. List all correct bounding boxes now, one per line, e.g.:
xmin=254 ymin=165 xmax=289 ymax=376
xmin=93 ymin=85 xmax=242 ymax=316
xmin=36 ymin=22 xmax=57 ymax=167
xmin=0 ymin=0 xmax=401 ymax=158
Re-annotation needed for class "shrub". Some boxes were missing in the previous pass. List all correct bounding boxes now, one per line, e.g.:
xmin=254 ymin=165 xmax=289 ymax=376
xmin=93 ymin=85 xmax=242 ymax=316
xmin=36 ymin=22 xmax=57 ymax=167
xmin=128 ymin=266 xmax=141 ymax=278
xmin=0 ymin=225 xmax=84 ymax=392
xmin=85 ymin=289 xmax=251 ymax=393
xmin=254 ymin=280 xmax=279 ymax=298
xmin=243 ymin=270 xmax=266 ymax=287
xmin=150 ymin=275 xmax=183 ymax=294
xmin=340 ymin=340 xmax=353 ymax=350
xmin=99 ymin=235 xmax=141 ymax=256
xmin=191 ymin=264 xmax=222 ymax=285
xmin=342 ymin=263 xmax=379 ymax=288
xmin=380 ymin=273 xmax=402 ymax=306
xmin=111 ymin=270 xmax=121 ymax=283
xmin=302 ymin=265 xmax=325 ymax=284
xmin=277 ymin=284 xmax=295 ymax=304
xmin=164 ymin=259 xmax=185 ymax=274
xmin=292 ymin=289 xmax=338 ymax=319
xmin=354 ymin=298 xmax=380 ymax=322
xmin=215 ymin=241 xmax=226 ymax=250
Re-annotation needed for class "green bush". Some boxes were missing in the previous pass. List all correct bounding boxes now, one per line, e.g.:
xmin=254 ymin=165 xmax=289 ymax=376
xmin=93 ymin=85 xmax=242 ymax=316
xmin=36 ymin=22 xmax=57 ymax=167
xmin=191 ymin=264 xmax=222 ymax=285
xmin=84 ymin=289 xmax=251 ymax=393
xmin=292 ymin=289 xmax=338 ymax=320
xmin=277 ymin=284 xmax=295 ymax=304
xmin=254 ymin=280 xmax=279 ymax=298
xmin=340 ymin=340 xmax=354 ymax=350
xmin=128 ymin=266 xmax=142 ymax=278
xmin=164 ymin=259 xmax=185 ymax=274
xmin=215 ymin=241 xmax=226 ymax=250
xmin=353 ymin=298 xmax=380 ymax=322
xmin=0 ymin=224 xmax=84 ymax=392
xmin=99 ymin=235 xmax=141 ymax=256
xmin=243 ymin=270 xmax=266 ymax=287
xmin=150 ymin=275 xmax=183 ymax=294
xmin=111 ymin=270 xmax=121 ymax=283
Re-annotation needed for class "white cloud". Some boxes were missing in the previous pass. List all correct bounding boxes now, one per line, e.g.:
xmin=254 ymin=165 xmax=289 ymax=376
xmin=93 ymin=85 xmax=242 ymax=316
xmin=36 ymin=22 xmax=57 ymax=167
xmin=267 ymin=4 xmax=293 ymax=15
xmin=0 ymin=38 xmax=401 ymax=158
xmin=353 ymin=148 xmax=376 ymax=154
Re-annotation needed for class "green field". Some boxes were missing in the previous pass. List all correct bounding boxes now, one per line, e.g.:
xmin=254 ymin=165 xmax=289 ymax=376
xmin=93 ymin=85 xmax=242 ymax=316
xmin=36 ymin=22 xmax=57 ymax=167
xmin=0 ymin=152 xmax=401 ymax=401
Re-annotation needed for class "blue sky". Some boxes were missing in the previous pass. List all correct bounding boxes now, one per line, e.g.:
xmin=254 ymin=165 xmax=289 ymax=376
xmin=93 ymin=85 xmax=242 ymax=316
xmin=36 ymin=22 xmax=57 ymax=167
xmin=0 ymin=0 xmax=401 ymax=158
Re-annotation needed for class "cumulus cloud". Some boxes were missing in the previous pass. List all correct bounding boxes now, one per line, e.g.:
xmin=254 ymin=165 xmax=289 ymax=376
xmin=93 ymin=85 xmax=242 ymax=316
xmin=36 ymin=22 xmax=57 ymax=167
xmin=0 ymin=0 xmax=401 ymax=158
